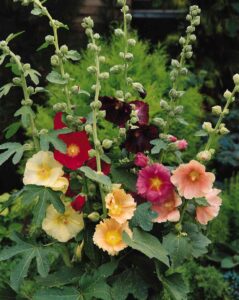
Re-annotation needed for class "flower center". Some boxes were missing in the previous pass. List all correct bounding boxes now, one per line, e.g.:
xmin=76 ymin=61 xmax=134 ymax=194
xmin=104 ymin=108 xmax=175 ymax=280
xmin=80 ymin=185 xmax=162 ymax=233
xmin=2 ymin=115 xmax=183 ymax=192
xmin=149 ymin=177 xmax=163 ymax=191
xmin=57 ymin=214 xmax=69 ymax=225
xmin=67 ymin=144 xmax=80 ymax=157
xmin=109 ymin=202 xmax=122 ymax=216
xmin=37 ymin=164 xmax=51 ymax=180
xmin=105 ymin=230 xmax=122 ymax=246
xmin=189 ymin=171 xmax=200 ymax=182
xmin=164 ymin=200 xmax=174 ymax=210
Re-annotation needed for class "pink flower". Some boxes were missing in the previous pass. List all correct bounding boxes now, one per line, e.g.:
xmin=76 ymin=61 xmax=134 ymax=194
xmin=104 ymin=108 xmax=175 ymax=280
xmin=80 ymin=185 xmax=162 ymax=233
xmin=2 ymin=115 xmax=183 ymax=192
xmin=175 ymin=139 xmax=188 ymax=151
xmin=136 ymin=163 xmax=173 ymax=203
xmin=134 ymin=153 xmax=149 ymax=168
xmin=196 ymin=189 xmax=222 ymax=225
xmin=171 ymin=160 xmax=215 ymax=199
xmin=168 ymin=135 xmax=178 ymax=142
xmin=152 ymin=191 xmax=182 ymax=223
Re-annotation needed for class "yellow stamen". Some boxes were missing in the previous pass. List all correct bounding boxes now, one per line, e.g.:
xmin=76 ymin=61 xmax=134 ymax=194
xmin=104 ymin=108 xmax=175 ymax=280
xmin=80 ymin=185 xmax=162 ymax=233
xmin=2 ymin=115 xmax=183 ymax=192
xmin=109 ymin=203 xmax=122 ymax=216
xmin=37 ymin=164 xmax=52 ymax=180
xmin=105 ymin=230 xmax=122 ymax=246
xmin=67 ymin=144 xmax=80 ymax=157
xmin=189 ymin=171 xmax=200 ymax=182
xmin=149 ymin=177 xmax=163 ymax=191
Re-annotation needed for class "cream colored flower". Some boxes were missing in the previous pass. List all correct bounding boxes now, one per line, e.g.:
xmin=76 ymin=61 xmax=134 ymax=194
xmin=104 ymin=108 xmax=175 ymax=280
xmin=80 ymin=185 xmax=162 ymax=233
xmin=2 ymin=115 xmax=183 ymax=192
xmin=42 ymin=204 xmax=84 ymax=242
xmin=93 ymin=218 xmax=132 ymax=256
xmin=105 ymin=186 xmax=136 ymax=224
xmin=23 ymin=151 xmax=69 ymax=192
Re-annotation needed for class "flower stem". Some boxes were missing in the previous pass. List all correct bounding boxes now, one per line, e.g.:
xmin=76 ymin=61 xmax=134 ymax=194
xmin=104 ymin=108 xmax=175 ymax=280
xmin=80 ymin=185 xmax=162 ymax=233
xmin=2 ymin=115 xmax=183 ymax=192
xmin=34 ymin=0 xmax=72 ymax=112
xmin=122 ymin=0 xmax=128 ymax=100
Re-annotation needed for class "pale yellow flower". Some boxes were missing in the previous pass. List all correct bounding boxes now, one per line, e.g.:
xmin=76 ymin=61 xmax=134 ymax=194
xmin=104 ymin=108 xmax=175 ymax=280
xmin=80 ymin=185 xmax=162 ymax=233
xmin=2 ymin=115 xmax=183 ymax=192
xmin=23 ymin=151 xmax=69 ymax=192
xmin=93 ymin=218 xmax=132 ymax=256
xmin=105 ymin=186 xmax=136 ymax=224
xmin=42 ymin=204 xmax=84 ymax=242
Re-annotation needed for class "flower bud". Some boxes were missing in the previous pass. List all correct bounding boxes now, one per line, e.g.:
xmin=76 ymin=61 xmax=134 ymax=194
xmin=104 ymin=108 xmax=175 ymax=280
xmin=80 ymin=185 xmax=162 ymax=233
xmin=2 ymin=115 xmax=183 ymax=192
xmin=60 ymin=45 xmax=68 ymax=54
xmin=197 ymin=150 xmax=212 ymax=161
xmin=202 ymin=122 xmax=213 ymax=133
xmin=75 ymin=241 xmax=84 ymax=261
xmin=82 ymin=17 xmax=94 ymax=29
xmin=98 ymin=110 xmax=106 ymax=118
xmin=126 ymin=13 xmax=132 ymax=21
xmin=190 ymin=34 xmax=197 ymax=42
xmin=134 ymin=153 xmax=149 ymax=168
xmin=224 ymin=90 xmax=232 ymax=99
xmin=99 ymin=72 xmax=109 ymax=80
xmin=179 ymin=37 xmax=186 ymax=45
xmin=51 ymin=55 xmax=59 ymax=66
xmin=125 ymin=92 xmax=132 ymax=100
xmin=119 ymin=128 xmax=126 ymax=136
xmin=99 ymin=56 xmax=106 ymax=63
xmin=85 ymin=124 xmax=93 ymax=134
xmin=171 ymin=59 xmax=180 ymax=68
xmin=88 ymin=149 xmax=96 ymax=158
xmin=175 ymin=139 xmax=188 ymax=151
xmin=160 ymin=99 xmax=170 ymax=110
xmin=110 ymin=65 xmax=123 ymax=74
xmin=94 ymin=33 xmax=100 ymax=40
xmin=12 ymin=77 xmax=21 ymax=85
xmin=88 ymin=212 xmax=100 ymax=222
xmin=39 ymin=129 xmax=48 ymax=135
xmin=220 ymin=126 xmax=230 ymax=135
xmin=132 ymin=82 xmax=144 ymax=93
xmin=71 ymin=85 xmax=81 ymax=94
xmin=66 ymin=114 xmax=74 ymax=122
xmin=212 ymin=105 xmax=222 ymax=115
xmin=174 ymin=106 xmax=184 ymax=114
xmin=102 ymin=139 xmax=113 ymax=149
xmin=233 ymin=74 xmax=239 ymax=85
xmin=128 ymin=39 xmax=136 ymax=46
xmin=153 ymin=117 xmax=166 ymax=128
xmin=125 ymin=53 xmax=134 ymax=61
xmin=185 ymin=51 xmax=193 ymax=59
xmin=87 ymin=66 xmax=97 ymax=74
xmin=114 ymin=28 xmax=124 ymax=37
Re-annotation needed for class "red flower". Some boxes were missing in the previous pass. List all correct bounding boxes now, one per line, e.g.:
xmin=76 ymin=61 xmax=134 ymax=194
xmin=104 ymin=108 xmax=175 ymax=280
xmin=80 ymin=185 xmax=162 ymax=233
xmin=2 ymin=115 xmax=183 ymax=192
xmin=86 ymin=157 xmax=111 ymax=175
xmin=54 ymin=112 xmax=67 ymax=129
xmin=54 ymin=131 xmax=91 ymax=170
xmin=130 ymin=100 xmax=149 ymax=125
xmin=71 ymin=194 xmax=86 ymax=212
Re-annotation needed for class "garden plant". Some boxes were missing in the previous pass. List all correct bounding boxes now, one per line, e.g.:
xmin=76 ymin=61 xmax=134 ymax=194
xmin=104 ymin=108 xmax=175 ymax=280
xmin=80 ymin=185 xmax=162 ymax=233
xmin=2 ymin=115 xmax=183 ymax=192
xmin=0 ymin=0 xmax=238 ymax=299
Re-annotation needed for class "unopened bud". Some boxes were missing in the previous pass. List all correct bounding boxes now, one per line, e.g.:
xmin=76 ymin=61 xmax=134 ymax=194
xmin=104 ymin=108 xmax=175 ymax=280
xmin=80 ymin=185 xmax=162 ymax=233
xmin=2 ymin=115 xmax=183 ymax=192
xmin=88 ymin=212 xmax=100 ymax=222
xmin=197 ymin=150 xmax=212 ymax=161
xmin=88 ymin=149 xmax=96 ymax=158
xmin=202 ymin=122 xmax=213 ymax=133
xmin=233 ymin=74 xmax=239 ymax=85
xmin=224 ymin=90 xmax=232 ymax=99
xmin=85 ymin=124 xmax=93 ymax=134
xmin=102 ymin=139 xmax=113 ymax=149
xmin=212 ymin=105 xmax=222 ymax=115
xmin=114 ymin=28 xmax=124 ymax=36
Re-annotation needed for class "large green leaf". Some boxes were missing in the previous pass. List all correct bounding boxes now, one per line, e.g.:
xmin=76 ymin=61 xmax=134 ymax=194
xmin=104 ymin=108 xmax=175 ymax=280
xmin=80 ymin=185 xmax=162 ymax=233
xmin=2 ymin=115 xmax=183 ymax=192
xmin=40 ymin=128 xmax=72 ymax=153
xmin=0 ymin=142 xmax=25 ymax=166
xmin=14 ymin=106 xmax=35 ymax=127
xmin=123 ymin=228 xmax=169 ymax=266
xmin=33 ymin=287 xmax=80 ymax=300
xmin=131 ymin=202 xmax=158 ymax=231
xmin=46 ymin=71 xmax=68 ymax=85
xmin=162 ymin=233 xmax=192 ymax=268
xmin=80 ymin=166 xmax=112 ymax=186
xmin=0 ymin=83 xmax=14 ymax=98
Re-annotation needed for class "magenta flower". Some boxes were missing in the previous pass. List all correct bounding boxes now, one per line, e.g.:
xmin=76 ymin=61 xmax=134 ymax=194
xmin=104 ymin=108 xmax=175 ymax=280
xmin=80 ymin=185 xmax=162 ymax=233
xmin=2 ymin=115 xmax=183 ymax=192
xmin=175 ymin=139 xmax=188 ymax=151
xmin=136 ymin=163 xmax=173 ymax=203
xmin=134 ymin=153 xmax=149 ymax=168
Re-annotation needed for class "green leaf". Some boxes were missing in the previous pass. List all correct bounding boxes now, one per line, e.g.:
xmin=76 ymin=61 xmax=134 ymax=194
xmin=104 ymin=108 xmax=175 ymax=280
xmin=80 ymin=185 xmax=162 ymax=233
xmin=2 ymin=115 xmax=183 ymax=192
xmin=31 ymin=8 xmax=42 ymax=15
xmin=150 ymin=139 xmax=167 ymax=154
xmin=163 ymin=233 xmax=192 ymax=268
xmin=4 ymin=122 xmax=21 ymax=139
xmin=33 ymin=287 xmax=80 ymax=300
xmin=6 ymin=31 xmax=25 ymax=43
xmin=37 ymin=41 xmax=50 ymax=52
xmin=221 ymin=256 xmax=239 ymax=269
xmin=156 ymin=264 xmax=189 ymax=300
xmin=0 ymin=243 xmax=34 ymax=261
xmin=123 ymin=228 xmax=169 ymax=266
xmin=65 ymin=50 xmax=81 ymax=61
xmin=0 ymin=142 xmax=24 ymax=166
xmin=80 ymin=166 xmax=112 ymax=186
xmin=194 ymin=130 xmax=208 ymax=137
xmin=176 ymin=117 xmax=188 ymax=126
xmin=46 ymin=71 xmax=68 ymax=85
xmin=36 ymin=248 xmax=50 ymax=278
xmin=111 ymin=166 xmax=137 ymax=192
xmin=5 ymin=62 xmax=21 ymax=76
xmin=195 ymin=197 xmax=209 ymax=207
xmin=40 ymin=128 xmax=72 ymax=153
xmin=0 ymin=54 xmax=7 ymax=65
xmin=130 ymin=202 xmax=158 ymax=231
xmin=111 ymin=269 xmax=149 ymax=300
xmin=10 ymin=250 xmax=35 ymax=291
xmin=0 ymin=83 xmax=14 ymax=98
xmin=183 ymin=223 xmax=211 ymax=258
xmin=25 ymin=69 xmax=41 ymax=85
xmin=14 ymin=106 xmax=35 ymax=127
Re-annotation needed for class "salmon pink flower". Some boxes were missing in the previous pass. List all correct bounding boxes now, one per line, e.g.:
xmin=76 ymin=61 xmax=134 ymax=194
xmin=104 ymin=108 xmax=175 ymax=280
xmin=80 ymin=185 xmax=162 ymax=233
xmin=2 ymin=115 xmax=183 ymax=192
xmin=171 ymin=160 xmax=215 ymax=199
xmin=105 ymin=186 xmax=136 ymax=224
xmin=54 ymin=131 xmax=91 ymax=170
xmin=86 ymin=157 xmax=111 ymax=175
xmin=71 ymin=194 xmax=86 ymax=212
xmin=134 ymin=153 xmax=149 ymax=168
xmin=93 ymin=218 xmax=132 ymax=256
xmin=196 ymin=189 xmax=222 ymax=225
xmin=152 ymin=191 xmax=182 ymax=223
xmin=136 ymin=163 xmax=173 ymax=203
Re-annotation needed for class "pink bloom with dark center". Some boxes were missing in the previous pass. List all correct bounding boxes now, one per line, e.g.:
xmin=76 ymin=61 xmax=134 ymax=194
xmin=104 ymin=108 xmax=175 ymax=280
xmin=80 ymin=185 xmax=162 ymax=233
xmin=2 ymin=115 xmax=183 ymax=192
xmin=171 ymin=160 xmax=215 ymax=199
xmin=196 ymin=189 xmax=222 ymax=225
xmin=136 ymin=163 xmax=173 ymax=203
xmin=134 ymin=153 xmax=149 ymax=168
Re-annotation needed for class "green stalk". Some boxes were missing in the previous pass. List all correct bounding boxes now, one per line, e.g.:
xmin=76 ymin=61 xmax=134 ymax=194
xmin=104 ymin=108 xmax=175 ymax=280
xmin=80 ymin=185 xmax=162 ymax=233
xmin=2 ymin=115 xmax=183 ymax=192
xmin=122 ymin=0 xmax=128 ymax=100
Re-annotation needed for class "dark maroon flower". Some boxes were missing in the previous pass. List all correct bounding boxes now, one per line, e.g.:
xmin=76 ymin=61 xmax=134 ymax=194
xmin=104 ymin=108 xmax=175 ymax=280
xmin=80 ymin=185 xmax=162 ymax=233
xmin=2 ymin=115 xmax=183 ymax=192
xmin=100 ymin=96 xmax=132 ymax=127
xmin=138 ymin=88 xmax=147 ymax=99
xmin=124 ymin=125 xmax=159 ymax=153
xmin=130 ymin=100 xmax=149 ymax=125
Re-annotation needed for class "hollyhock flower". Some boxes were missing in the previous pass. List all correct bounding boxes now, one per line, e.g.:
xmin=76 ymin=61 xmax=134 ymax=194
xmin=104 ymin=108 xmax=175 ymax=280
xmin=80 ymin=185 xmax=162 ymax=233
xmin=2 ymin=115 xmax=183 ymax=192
xmin=196 ymin=189 xmax=222 ymax=225
xmin=152 ymin=191 xmax=182 ymax=223
xmin=105 ymin=185 xmax=136 ymax=224
xmin=54 ymin=112 xmax=86 ymax=130
xmin=71 ymin=194 xmax=86 ymax=212
xmin=130 ymin=100 xmax=149 ymax=125
xmin=23 ymin=151 xmax=69 ymax=192
xmin=42 ymin=204 xmax=84 ymax=242
xmin=136 ymin=163 xmax=173 ymax=203
xmin=134 ymin=153 xmax=149 ymax=168
xmin=100 ymin=96 xmax=132 ymax=127
xmin=138 ymin=87 xmax=147 ymax=99
xmin=168 ymin=135 xmax=178 ymax=142
xmin=86 ymin=157 xmax=111 ymax=175
xmin=93 ymin=218 xmax=132 ymax=256
xmin=54 ymin=131 xmax=91 ymax=170
xmin=124 ymin=125 xmax=158 ymax=153
xmin=175 ymin=139 xmax=188 ymax=151
xmin=171 ymin=160 xmax=215 ymax=199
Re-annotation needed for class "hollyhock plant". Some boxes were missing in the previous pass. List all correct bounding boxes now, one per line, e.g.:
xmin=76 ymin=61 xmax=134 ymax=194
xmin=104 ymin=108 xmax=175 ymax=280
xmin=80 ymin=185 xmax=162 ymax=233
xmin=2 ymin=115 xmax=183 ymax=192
xmin=86 ymin=157 xmax=111 ymax=175
xmin=54 ymin=131 xmax=91 ymax=170
xmin=124 ymin=125 xmax=158 ymax=153
xmin=136 ymin=163 xmax=173 ymax=203
xmin=93 ymin=218 xmax=132 ymax=256
xmin=152 ymin=191 xmax=182 ymax=223
xmin=134 ymin=152 xmax=149 ymax=168
xmin=105 ymin=185 xmax=136 ymax=224
xmin=130 ymin=100 xmax=149 ymax=125
xmin=171 ymin=160 xmax=215 ymax=199
xmin=196 ymin=189 xmax=222 ymax=225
